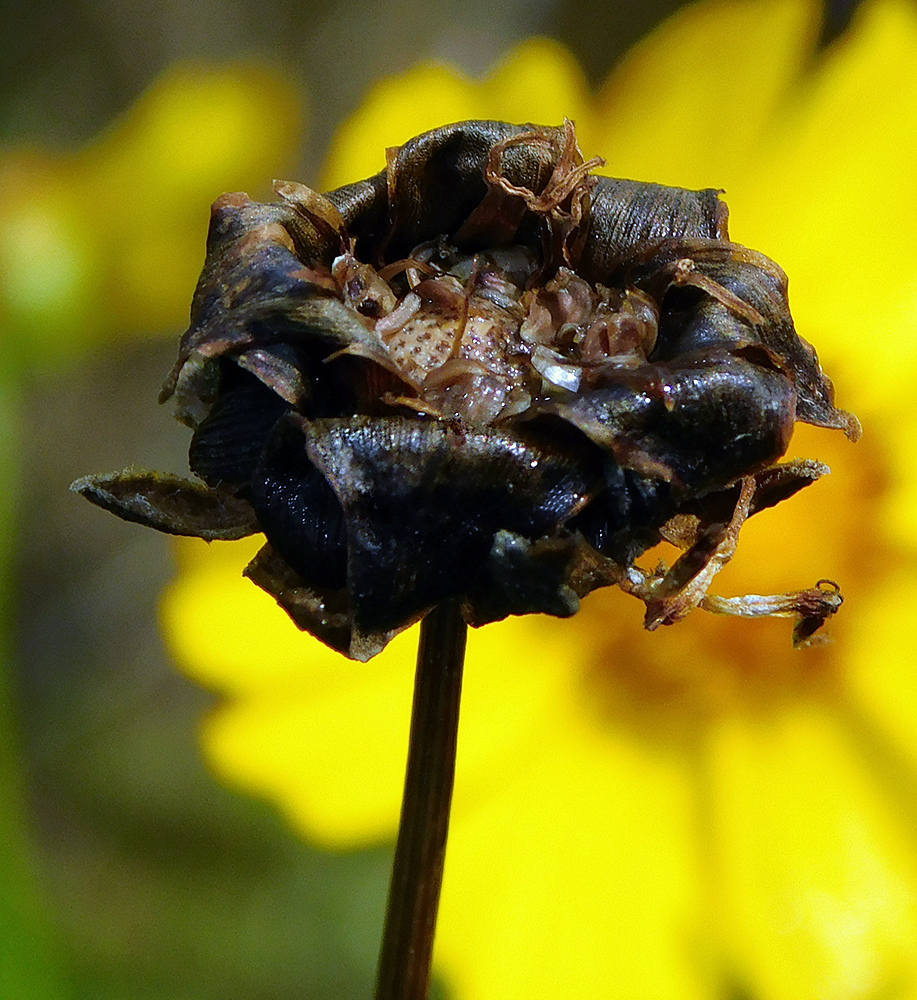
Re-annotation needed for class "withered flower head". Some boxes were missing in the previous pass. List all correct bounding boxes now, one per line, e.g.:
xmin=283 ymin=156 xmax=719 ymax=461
xmin=74 ymin=120 xmax=859 ymax=660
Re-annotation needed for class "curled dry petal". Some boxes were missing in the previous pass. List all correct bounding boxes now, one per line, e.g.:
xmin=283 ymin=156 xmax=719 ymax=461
xmin=74 ymin=121 xmax=858 ymax=659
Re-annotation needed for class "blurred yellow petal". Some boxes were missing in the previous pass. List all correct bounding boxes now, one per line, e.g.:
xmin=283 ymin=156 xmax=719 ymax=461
xmin=85 ymin=63 xmax=299 ymax=199
xmin=163 ymin=537 xmax=356 ymax=695
xmin=877 ymin=418 xmax=917 ymax=552
xmin=714 ymin=422 xmax=884 ymax=602
xmin=730 ymin=0 xmax=917 ymax=388
xmin=439 ymin=715 xmax=704 ymax=1000
xmin=320 ymin=64 xmax=477 ymax=190
xmin=717 ymin=0 xmax=917 ymax=550
xmin=842 ymin=572 xmax=917 ymax=785
xmin=0 ymin=62 xmax=303 ymax=362
xmin=203 ymin=634 xmax=416 ymax=848
xmin=85 ymin=62 xmax=303 ymax=336
xmin=321 ymin=38 xmax=592 ymax=191
xmin=184 ymin=586 xmax=588 ymax=846
xmin=710 ymin=706 xmax=917 ymax=1000
xmin=593 ymin=0 xmax=818 ymax=187
xmin=474 ymin=39 xmax=594 ymax=152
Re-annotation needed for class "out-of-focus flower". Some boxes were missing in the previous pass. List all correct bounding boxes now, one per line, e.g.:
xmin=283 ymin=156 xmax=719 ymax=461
xmin=160 ymin=2 xmax=917 ymax=999
xmin=0 ymin=62 xmax=303 ymax=365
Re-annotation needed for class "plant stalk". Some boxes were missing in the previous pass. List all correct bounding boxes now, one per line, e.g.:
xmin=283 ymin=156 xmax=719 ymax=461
xmin=374 ymin=598 xmax=467 ymax=1000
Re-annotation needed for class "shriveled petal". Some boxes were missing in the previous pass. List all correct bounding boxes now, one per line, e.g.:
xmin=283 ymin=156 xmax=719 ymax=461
xmin=71 ymin=470 xmax=259 ymax=540
xmin=250 ymin=413 xmax=599 ymax=651
xmin=708 ymin=705 xmax=917 ymax=999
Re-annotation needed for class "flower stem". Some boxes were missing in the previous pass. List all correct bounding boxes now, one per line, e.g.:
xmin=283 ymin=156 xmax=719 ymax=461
xmin=374 ymin=598 xmax=467 ymax=1000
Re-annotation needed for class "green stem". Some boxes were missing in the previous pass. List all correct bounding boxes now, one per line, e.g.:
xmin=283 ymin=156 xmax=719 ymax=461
xmin=0 ymin=377 xmax=69 ymax=999
xmin=374 ymin=598 xmax=467 ymax=1000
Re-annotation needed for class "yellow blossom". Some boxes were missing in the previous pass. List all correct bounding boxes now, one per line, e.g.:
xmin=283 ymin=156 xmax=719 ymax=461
xmin=163 ymin=2 xmax=917 ymax=998
xmin=0 ymin=62 xmax=303 ymax=365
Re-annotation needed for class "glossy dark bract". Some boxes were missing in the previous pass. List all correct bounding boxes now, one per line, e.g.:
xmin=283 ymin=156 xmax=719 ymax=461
xmin=74 ymin=120 xmax=858 ymax=659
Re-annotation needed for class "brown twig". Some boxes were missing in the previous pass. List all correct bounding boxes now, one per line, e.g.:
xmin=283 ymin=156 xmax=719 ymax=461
xmin=374 ymin=598 xmax=468 ymax=1000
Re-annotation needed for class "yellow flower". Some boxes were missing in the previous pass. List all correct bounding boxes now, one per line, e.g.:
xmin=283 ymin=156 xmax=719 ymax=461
xmin=0 ymin=62 xmax=303 ymax=364
xmin=164 ymin=2 xmax=917 ymax=997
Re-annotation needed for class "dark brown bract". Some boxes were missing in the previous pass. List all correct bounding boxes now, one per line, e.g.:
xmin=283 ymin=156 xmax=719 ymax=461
xmin=74 ymin=120 xmax=859 ymax=659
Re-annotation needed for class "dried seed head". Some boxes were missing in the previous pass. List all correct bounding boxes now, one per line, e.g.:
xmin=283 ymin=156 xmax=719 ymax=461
xmin=74 ymin=120 xmax=859 ymax=659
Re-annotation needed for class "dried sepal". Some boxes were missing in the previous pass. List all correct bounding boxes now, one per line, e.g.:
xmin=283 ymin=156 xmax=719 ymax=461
xmin=241 ymin=544 xmax=399 ymax=661
xmin=620 ymin=464 xmax=842 ymax=644
xmin=71 ymin=471 xmax=259 ymax=540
